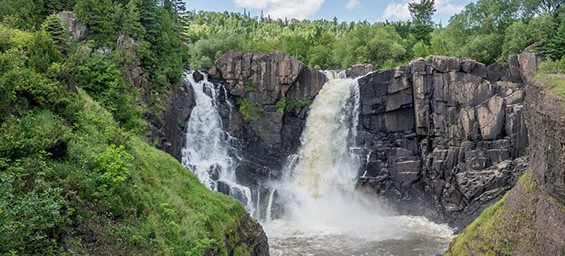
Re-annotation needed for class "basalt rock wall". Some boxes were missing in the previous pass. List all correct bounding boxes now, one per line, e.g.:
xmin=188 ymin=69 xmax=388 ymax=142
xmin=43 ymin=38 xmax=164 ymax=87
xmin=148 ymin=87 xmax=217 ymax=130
xmin=210 ymin=51 xmax=327 ymax=186
xmin=357 ymin=54 xmax=539 ymax=226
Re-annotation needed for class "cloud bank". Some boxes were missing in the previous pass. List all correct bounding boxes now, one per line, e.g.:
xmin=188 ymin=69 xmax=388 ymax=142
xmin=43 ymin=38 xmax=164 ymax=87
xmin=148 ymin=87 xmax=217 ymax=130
xmin=235 ymin=0 xmax=325 ymax=20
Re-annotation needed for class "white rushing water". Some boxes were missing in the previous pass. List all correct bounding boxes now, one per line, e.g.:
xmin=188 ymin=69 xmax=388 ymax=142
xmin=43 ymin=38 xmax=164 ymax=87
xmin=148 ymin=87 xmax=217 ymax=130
xmin=181 ymin=71 xmax=254 ymax=214
xmin=262 ymin=77 xmax=453 ymax=256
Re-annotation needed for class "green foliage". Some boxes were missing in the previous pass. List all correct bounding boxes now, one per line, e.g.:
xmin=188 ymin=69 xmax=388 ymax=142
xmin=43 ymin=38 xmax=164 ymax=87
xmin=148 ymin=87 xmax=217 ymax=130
xmin=276 ymin=99 xmax=287 ymax=113
xmin=276 ymin=98 xmax=312 ymax=113
xmin=518 ymin=170 xmax=538 ymax=192
xmin=334 ymin=24 xmax=406 ymax=69
xmin=238 ymin=98 xmax=263 ymax=121
xmin=412 ymin=40 xmax=430 ymax=58
xmin=0 ymin=171 xmax=64 ymax=254
xmin=539 ymin=56 xmax=565 ymax=73
xmin=535 ymin=57 xmax=565 ymax=96
xmin=41 ymin=14 xmax=68 ymax=53
xmin=74 ymin=0 xmax=116 ymax=46
xmin=94 ymin=144 xmax=133 ymax=186
xmin=0 ymin=110 xmax=70 ymax=163
xmin=0 ymin=6 xmax=257 ymax=256
xmin=75 ymin=54 xmax=144 ymax=132
xmin=27 ymin=31 xmax=63 ymax=74
xmin=0 ymin=0 xmax=44 ymax=30
xmin=243 ymin=77 xmax=256 ymax=92
xmin=537 ymin=12 xmax=565 ymax=60
xmin=188 ymin=32 xmax=246 ymax=69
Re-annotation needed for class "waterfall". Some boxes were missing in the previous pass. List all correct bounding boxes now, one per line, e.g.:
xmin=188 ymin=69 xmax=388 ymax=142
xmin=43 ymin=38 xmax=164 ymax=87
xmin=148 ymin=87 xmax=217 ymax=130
xmin=264 ymin=76 xmax=453 ymax=256
xmin=181 ymin=70 xmax=254 ymax=214
xmin=181 ymin=69 xmax=453 ymax=255
xmin=290 ymin=78 xmax=360 ymax=198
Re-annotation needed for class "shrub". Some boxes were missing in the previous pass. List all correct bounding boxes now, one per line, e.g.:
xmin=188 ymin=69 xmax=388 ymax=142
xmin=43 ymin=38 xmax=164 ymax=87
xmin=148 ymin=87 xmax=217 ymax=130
xmin=238 ymin=98 xmax=263 ymax=121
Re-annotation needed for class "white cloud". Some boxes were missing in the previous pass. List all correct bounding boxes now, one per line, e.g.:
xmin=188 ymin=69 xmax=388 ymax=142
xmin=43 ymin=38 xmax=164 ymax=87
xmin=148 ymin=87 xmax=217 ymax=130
xmin=382 ymin=2 xmax=411 ymax=21
xmin=382 ymin=0 xmax=465 ymax=21
xmin=435 ymin=0 xmax=464 ymax=15
xmin=347 ymin=0 xmax=360 ymax=10
xmin=234 ymin=0 xmax=325 ymax=20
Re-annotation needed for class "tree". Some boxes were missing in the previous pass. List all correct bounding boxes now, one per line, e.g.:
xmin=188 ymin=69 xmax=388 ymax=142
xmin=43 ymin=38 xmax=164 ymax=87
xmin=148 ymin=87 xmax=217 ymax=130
xmin=409 ymin=0 xmax=436 ymax=25
xmin=523 ymin=0 xmax=564 ymax=15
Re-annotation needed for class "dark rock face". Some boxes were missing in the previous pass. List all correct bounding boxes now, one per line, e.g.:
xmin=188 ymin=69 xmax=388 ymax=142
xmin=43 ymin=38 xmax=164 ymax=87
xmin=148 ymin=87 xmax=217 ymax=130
xmin=211 ymin=51 xmax=326 ymax=180
xmin=158 ymin=73 xmax=195 ymax=160
xmin=526 ymin=79 xmax=565 ymax=205
xmin=356 ymin=55 xmax=533 ymax=226
xmin=203 ymin=214 xmax=270 ymax=256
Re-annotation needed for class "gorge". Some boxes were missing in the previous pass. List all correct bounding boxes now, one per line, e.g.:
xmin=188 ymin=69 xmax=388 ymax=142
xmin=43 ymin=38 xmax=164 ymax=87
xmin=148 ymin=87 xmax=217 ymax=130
xmin=172 ymin=50 xmax=564 ymax=254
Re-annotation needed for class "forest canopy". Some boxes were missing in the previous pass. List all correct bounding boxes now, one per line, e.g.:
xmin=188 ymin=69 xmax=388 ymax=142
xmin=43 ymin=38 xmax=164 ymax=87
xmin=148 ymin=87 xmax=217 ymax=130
xmin=181 ymin=0 xmax=564 ymax=69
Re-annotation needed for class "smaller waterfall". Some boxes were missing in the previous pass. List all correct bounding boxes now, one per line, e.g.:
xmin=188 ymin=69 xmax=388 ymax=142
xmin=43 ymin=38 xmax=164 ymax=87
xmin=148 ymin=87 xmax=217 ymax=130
xmin=181 ymin=70 xmax=254 ymax=214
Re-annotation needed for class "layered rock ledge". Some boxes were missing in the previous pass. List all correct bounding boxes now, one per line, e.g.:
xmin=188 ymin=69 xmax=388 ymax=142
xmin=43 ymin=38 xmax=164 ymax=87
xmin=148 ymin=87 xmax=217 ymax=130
xmin=357 ymin=54 xmax=538 ymax=226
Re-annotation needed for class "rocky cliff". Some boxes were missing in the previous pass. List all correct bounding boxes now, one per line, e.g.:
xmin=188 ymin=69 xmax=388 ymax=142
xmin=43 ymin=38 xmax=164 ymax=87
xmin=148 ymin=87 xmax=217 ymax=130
xmin=209 ymin=51 xmax=327 ymax=188
xmin=356 ymin=54 xmax=537 ymax=226
xmin=168 ymin=51 xmax=548 ymax=230
xmin=446 ymin=68 xmax=565 ymax=255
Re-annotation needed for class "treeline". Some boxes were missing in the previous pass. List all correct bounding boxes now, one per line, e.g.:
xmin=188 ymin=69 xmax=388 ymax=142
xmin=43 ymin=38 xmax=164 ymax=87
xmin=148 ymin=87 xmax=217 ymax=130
xmin=183 ymin=0 xmax=564 ymax=70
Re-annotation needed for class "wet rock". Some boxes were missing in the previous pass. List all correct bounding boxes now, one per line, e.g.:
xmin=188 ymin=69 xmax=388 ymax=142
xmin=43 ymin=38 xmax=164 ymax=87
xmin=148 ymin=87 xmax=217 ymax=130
xmin=192 ymin=70 xmax=204 ymax=83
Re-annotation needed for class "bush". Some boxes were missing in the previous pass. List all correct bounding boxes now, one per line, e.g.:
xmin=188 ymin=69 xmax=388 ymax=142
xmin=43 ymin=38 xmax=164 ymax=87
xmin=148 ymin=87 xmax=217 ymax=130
xmin=75 ymin=54 xmax=144 ymax=132
xmin=237 ymin=98 xmax=263 ymax=121
xmin=539 ymin=56 xmax=565 ymax=74
xmin=0 ymin=167 xmax=65 ymax=254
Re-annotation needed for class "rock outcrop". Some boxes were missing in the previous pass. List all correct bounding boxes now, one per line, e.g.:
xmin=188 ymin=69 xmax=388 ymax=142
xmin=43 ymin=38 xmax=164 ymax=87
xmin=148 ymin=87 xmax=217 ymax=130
xmin=356 ymin=55 xmax=534 ymax=226
xmin=210 ymin=51 xmax=326 ymax=184
xmin=526 ymin=80 xmax=565 ymax=204
xmin=447 ymin=71 xmax=565 ymax=254
xmin=58 ymin=11 xmax=88 ymax=41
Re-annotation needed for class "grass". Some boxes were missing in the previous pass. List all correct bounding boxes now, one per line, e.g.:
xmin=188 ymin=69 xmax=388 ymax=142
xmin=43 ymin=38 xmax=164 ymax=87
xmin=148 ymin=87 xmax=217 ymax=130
xmin=534 ymin=57 xmax=565 ymax=97
xmin=1 ymin=89 xmax=258 ymax=255
xmin=445 ymin=170 xmax=539 ymax=256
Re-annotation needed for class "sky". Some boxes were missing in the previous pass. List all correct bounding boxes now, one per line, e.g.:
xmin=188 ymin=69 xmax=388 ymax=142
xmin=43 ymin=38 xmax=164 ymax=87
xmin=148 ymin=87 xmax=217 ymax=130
xmin=183 ymin=0 xmax=476 ymax=25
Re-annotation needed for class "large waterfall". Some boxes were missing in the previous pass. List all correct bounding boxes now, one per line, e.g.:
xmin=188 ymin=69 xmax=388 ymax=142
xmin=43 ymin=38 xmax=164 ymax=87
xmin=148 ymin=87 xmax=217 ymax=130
xmin=182 ymin=70 xmax=453 ymax=255
xmin=263 ymin=77 xmax=453 ymax=255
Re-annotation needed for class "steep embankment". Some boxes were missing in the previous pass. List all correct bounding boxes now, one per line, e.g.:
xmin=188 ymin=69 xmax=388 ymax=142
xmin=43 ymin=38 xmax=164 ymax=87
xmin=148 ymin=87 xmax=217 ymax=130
xmin=0 ymin=89 xmax=268 ymax=255
xmin=0 ymin=22 xmax=268 ymax=255
xmin=446 ymin=76 xmax=565 ymax=255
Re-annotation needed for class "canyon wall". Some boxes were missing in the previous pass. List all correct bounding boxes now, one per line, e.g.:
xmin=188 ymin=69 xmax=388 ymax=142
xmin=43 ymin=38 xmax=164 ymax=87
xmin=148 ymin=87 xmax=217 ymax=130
xmin=356 ymin=55 xmax=536 ymax=226
xmin=168 ymin=51 xmax=551 ymax=228
xmin=446 ymin=65 xmax=565 ymax=255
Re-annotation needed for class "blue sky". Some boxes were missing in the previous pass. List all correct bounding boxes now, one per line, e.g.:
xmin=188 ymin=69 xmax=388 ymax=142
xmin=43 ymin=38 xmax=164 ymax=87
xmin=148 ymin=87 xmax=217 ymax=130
xmin=183 ymin=0 xmax=476 ymax=25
